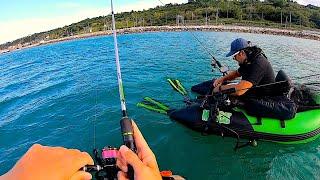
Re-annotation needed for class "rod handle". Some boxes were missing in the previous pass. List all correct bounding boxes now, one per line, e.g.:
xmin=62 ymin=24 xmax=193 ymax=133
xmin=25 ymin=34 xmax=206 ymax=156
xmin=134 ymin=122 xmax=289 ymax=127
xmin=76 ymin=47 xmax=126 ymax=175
xmin=120 ymin=117 xmax=136 ymax=180
xmin=120 ymin=117 xmax=136 ymax=151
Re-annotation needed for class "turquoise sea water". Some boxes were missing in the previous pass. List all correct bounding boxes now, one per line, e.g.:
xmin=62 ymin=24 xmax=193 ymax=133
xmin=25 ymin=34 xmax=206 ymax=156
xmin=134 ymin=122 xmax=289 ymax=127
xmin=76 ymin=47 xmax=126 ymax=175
xmin=0 ymin=32 xmax=319 ymax=179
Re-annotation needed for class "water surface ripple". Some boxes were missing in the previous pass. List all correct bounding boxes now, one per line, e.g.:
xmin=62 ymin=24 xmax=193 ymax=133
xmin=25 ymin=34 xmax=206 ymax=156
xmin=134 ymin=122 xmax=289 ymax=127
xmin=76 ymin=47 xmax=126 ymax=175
xmin=0 ymin=32 xmax=319 ymax=179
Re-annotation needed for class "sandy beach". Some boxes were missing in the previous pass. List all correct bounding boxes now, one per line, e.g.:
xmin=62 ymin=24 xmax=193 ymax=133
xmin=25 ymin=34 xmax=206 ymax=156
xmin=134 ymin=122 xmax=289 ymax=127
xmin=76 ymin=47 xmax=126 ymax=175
xmin=1 ymin=25 xmax=320 ymax=54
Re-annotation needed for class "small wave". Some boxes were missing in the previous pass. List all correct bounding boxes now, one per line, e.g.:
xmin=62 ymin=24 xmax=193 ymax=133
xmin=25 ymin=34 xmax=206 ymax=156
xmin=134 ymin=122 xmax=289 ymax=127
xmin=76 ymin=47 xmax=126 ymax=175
xmin=1 ymin=60 xmax=38 ymax=74
xmin=266 ymin=150 xmax=320 ymax=179
xmin=0 ymin=80 xmax=74 ymax=126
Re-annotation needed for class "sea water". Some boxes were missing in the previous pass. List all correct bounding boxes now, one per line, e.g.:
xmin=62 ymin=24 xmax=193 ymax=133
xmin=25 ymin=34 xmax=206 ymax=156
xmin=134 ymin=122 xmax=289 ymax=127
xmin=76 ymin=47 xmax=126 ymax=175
xmin=0 ymin=32 xmax=319 ymax=179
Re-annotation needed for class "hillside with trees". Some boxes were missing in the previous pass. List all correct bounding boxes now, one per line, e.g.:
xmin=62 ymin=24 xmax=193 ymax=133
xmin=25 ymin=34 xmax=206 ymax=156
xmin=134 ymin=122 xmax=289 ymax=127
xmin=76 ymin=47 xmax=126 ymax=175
xmin=1 ymin=0 xmax=319 ymax=50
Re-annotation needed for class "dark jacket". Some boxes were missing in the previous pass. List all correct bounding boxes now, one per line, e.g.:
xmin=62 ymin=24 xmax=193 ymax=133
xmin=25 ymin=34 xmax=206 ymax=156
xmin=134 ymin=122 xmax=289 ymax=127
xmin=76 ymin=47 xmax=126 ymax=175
xmin=238 ymin=46 xmax=275 ymax=97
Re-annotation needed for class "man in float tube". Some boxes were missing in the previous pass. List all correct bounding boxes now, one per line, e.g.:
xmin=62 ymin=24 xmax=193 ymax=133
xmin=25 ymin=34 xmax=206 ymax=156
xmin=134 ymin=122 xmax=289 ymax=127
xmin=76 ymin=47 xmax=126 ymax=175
xmin=213 ymin=38 xmax=296 ymax=120
xmin=213 ymin=38 xmax=275 ymax=97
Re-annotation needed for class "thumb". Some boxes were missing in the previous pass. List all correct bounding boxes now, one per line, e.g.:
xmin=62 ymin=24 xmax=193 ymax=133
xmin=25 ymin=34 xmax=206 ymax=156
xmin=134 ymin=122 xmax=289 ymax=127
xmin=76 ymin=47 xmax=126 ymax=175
xmin=70 ymin=171 xmax=92 ymax=180
xmin=117 ymin=171 xmax=129 ymax=180
xmin=119 ymin=145 xmax=144 ymax=173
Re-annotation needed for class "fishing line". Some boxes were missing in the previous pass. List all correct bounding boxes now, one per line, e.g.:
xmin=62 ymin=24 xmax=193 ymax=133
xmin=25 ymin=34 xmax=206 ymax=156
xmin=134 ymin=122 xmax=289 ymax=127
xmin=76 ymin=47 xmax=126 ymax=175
xmin=94 ymin=88 xmax=97 ymax=150
xmin=156 ymin=0 xmax=224 ymax=71
xmin=303 ymin=82 xmax=320 ymax=86
xmin=293 ymin=73 xmax=320 ymax=80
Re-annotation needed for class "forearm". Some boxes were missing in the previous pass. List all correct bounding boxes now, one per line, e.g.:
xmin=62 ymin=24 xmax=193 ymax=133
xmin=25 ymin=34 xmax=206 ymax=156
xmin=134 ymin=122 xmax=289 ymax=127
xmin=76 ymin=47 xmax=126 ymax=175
xmin=221 ymin=71 xmax=240 ymax=82
xmin=218 ymin=83 xmax=236 ymax=96
xmin=217 ymin=80 xmax=253 ymax=96
xmin=0 ymin=173 xmax=8 ymax=180
xmin=0 ymin=171 xmax=17 ymax=180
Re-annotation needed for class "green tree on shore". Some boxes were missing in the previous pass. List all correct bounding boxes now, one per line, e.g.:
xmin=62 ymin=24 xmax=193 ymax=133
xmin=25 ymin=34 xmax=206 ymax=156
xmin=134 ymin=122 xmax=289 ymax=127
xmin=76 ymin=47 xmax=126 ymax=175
xmin=1 ymin=0 xmax=319 ymax=50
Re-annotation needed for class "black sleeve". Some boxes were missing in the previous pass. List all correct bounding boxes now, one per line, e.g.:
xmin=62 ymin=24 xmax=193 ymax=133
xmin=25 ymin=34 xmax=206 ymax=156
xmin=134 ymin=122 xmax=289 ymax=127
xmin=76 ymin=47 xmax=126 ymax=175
xmin=240 ymin=62 xmax=265 ymax=86
xmin=237 ymin=65 xmax=244 ymax=76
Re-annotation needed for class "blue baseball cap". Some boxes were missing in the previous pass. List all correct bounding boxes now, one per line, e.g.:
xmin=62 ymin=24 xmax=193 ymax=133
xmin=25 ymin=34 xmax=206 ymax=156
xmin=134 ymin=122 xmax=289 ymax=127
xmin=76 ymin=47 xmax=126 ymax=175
xmin=226 ymin=38 xmax=250 ymax=57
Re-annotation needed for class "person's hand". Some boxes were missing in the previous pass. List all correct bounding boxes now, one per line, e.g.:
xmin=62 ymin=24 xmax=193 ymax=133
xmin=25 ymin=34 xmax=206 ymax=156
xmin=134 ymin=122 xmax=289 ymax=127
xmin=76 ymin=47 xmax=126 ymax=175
xmin=116 ymin=121 xmax=162 ymax=180
xmin=213 ymin=85 xmax=220 ymax=93
xmin=1 ymin=144 xmax=94 ymax=180
xmin=213 ymin=77 xmax=224 ymax=87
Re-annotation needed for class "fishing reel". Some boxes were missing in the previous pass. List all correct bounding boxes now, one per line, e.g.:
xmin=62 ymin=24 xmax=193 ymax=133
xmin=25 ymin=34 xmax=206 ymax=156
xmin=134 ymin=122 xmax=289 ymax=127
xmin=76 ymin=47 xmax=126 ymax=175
xmin=82 ymin=146 xmax=186 ymax=180
xmin=200 ymin=90 xmax=231 ymax=111
xmin=207 ymin=92 xmax=231 ymax=116
xmin=83 ymin=146 xmax=119 ymax=180
xmin=210 ymin=57 xmax=229 ymax=75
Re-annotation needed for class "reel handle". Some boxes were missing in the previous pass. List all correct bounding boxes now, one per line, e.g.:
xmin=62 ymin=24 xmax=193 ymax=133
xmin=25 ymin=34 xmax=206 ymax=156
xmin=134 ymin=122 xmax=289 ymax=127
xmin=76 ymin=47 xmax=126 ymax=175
xmin=81 ymin=165 xmax=102 ymax=172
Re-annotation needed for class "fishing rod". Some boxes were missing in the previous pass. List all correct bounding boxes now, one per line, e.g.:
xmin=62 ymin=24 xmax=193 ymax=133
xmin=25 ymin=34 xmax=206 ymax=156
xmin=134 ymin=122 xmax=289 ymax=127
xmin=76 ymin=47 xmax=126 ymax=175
xmin=110 ymin=0 xmax=136 ymax=152
xmin=157 ymin=0 xmax=228 ymax=76
xmin=168 ymin=70 xmax=320 ymax=103
xmin=83 ymin=2 xmax=187 ymax=179
xmin=111 ymin=0 xmax=136 ymax=178
xmin=197 ymin=80 xmax=293 ymax=99
xmin=212 ymin=73 xmax=320 ymax=96
xmin=82 ymin=1 xmax=136 ymax=179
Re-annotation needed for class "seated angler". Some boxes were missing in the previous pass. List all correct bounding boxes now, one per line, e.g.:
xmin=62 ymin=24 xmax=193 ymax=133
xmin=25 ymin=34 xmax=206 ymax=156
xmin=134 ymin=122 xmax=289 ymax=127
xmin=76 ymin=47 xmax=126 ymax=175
xmin=213 ymin=38 xmax=275 ymax=97
xmin=212 ymin=38 xmax=296 ymax=121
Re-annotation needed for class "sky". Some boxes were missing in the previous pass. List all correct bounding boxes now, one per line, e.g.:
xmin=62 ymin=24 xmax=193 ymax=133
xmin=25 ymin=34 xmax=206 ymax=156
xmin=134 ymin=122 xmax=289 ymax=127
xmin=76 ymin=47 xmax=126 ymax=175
xmin=0 ymin=0 xmax=319 ymax=44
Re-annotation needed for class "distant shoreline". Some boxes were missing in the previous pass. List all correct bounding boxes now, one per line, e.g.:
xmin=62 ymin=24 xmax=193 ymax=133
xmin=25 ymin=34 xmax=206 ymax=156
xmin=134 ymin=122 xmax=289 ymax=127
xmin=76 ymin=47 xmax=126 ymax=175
xmin=1 ymin=25 xmax=320 ymax=55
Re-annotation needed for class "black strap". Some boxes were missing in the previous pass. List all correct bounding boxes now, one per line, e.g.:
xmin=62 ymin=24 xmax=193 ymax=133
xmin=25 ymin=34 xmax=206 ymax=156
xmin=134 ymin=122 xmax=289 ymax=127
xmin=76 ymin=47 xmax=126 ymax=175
xmin=255 ymin=117 xmax=262 ymax=125
xmin=280 ymin=119 xmax=285 ymax=128
xmin=162 ymin=177 xmax=175 ymax=180
xmin=234 ymin=139 xmax=256 ymax=151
